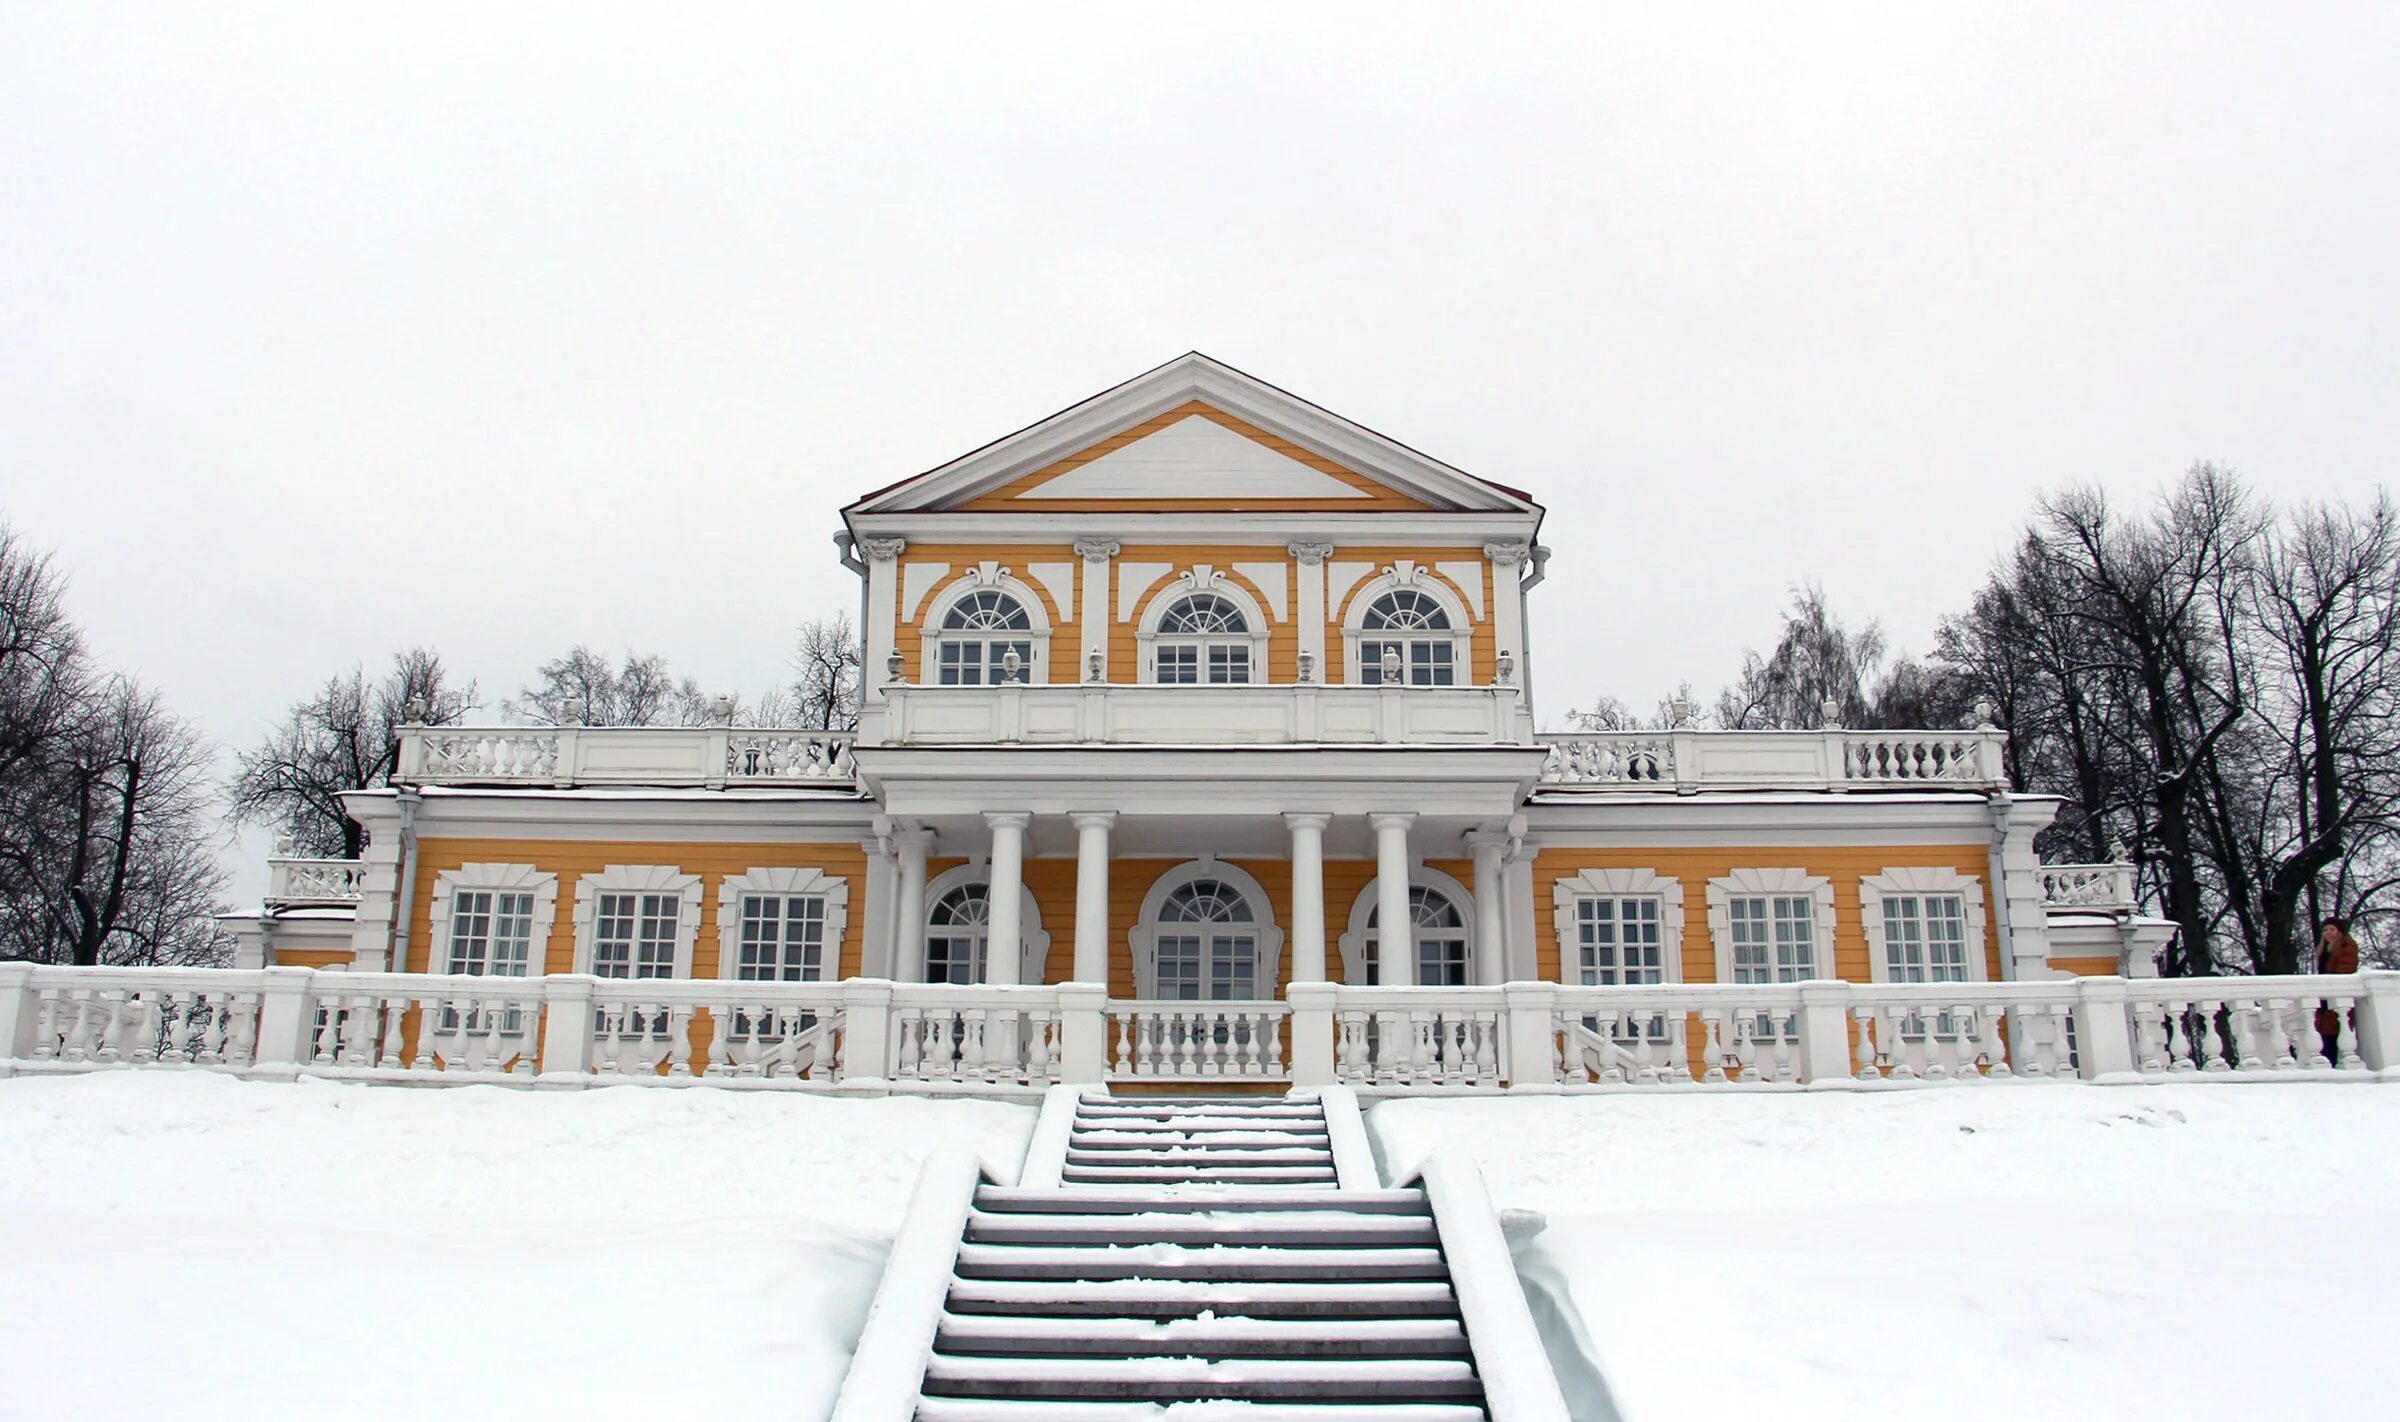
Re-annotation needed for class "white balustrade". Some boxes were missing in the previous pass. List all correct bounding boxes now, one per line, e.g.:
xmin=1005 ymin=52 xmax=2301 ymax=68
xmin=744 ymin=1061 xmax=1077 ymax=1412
xmin=2039 ymin=863 xmax=2139 ymax=912
xmin=874 ymin=682 xmax=1526 ymax=748
xmin=2126 ymin=976 xmax=2368 ymax=1075
xmin=411 ymin=729 xmax=562 ymax=781
xmin=395 ymin=724 xmax=857 ymax=788
xmin=1109 ymin=1000 xmax=1293 ymax=1080
xmin=888 ymin=985 xmax=1064 ymax=1089
xmin=1534 ymin=728 xmax=2009 ymax=791
xmin=1549 ymin=985 xmax=1807 ymax=1087
xmin=1331 ymin=989 xmax=1503 ymax=1088
xmin=13 ymin=969 xmax=264 ymax=1071
xmin=723 ymin=730 xmax=855 ymax=781
xmin=264 ymin=857 xmax=368 ymax=906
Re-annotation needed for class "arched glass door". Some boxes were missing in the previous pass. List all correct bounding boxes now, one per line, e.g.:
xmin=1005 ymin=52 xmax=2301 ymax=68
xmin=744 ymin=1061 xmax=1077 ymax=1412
xmin=1364 ymin=885 xmax=1472 ymax=985
xmin=1151 ymin=878 xmax=1264 ymax=1000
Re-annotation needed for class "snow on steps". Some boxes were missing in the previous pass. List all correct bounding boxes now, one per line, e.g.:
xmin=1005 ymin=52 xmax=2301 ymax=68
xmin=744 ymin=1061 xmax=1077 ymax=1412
xmin=828 ymin=1086 xmax=1569 ymax=1422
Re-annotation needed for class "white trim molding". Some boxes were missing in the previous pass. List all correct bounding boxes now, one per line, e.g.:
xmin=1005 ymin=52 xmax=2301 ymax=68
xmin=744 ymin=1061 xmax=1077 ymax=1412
xmin=1127 ymin=857 xmax=1288 ymax=998
xmin=1551 ymin=867 xmax=1686 ymax=984
xmin=571 ymin=864 xmax=704 ymax=978
xmin=427 ymin=863 xmax=559 ymax=975
xmin=922 ymin=861 xmax=1054 ymax=984
xmin=715 ymin=866 xmax=853 ymax=982
xmin=917 ymin=562 xmax=1056 ymax=684
xmin=1339 ymin=561 xmax=1477 ymax=685
xmin=1703 ymin=868 xmax=1837 ymax=984
xmin=1133 ymin=566 xmax=1273 ymax=685
xmin=1338 ymin=864 xmax=1476 ymax=983
xmin=1859 ymin=866 xmax=1992 ymax=984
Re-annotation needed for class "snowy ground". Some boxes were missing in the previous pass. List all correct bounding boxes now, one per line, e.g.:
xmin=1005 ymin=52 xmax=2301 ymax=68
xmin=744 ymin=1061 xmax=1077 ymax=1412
xmin=0 ymin=1073 xmax=1032 ymax=1422
xmin=1369 ymin=1084 xmax=2400 ymax=1422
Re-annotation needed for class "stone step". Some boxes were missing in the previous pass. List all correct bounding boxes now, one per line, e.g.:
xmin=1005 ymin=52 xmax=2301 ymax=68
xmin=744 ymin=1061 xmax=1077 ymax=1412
xmin=916 ymin=1400 xmax=1486 ymax=1422
xmin=972 ymin=1186 xmax=1427 ymax=1216
xmin=1075 ymin=1101 xmax=1319 ymax=1118
xmin=952 ymin=1242 xmax=1448 ymax=1283
xmin=934 ymin=1312 xmax=1470 ymax=1359
xmin=1064 ymin=1147 xmax=1332 ymax=1167
xmin=1070 ymin=1128 xmax=1334 ymax=1149
xmin=943 ymin=1277 xmax=1462 ymax=1320
xmin=963 ymin=1210 xmax=1438 ymax=1248
xmin=919 ymin=1354 xmax=1483 ymax=1403
xmin=1057 ymin=1166 xmax=1340 ymax=1186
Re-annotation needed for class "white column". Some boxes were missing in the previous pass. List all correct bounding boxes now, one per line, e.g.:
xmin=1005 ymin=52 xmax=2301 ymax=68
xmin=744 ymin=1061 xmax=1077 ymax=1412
xmin=1074 ymin=539 xmax=1117 ymax=683
xmin=1071 ymin=811 xmax=1114 ymax=983
xmin=1285 ymin=813 xmax=1331 ymax=982
xmin=1467 ymin=829 xmax=1507 ymax=985
xmin=985 ymin=812 xmax=1030 ymax=987
xmin=1370 ymin=812 xmax=1416 ymax=986
xmin=860 ymin=538 xmax=906 ymax=709
xmin=890 ymin=825 xmax=932 ymax=983
xmin=1484 ymin=543 xmax=1530 ymax=687
xmin=1290 ymin=542 xmax=1332 ymax=683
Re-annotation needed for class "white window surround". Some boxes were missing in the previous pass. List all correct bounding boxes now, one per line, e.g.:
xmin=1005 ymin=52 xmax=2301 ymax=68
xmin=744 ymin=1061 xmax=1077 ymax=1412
xmin=1703 ymin=868 xmax=1837 ymax=984
xmin=1133 ymin=568 xmax=1272 ymax=685
xmin=1128 ymin=858 xmax=1287 ymax=998
xmin=428 ymin=863 xmax=559 ymax=975
xmin=1337 ymin=865 xmax=1477 ymax=983
xmin=1553 ymin=867 xmax=1686 ymax=984
xmin=1339 ymin=562 xmax=1476 ymax=684
xmin=571 ymin=864 xmax=704 ymax=979
xmin=921 ymin=861 xmax=1053 ymax=983
xmin=715 ymin=867 xmax=851 ymax=982
xmin=1859 ymin=866 xmax=1991 ymax=984
xmin=918 ymin=563 xmax=1055 ymax=684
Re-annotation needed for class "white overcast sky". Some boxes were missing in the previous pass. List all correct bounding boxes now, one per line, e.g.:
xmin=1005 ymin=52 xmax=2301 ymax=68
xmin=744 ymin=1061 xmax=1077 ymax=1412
xmin=3 ymin=4 xmax=2396 ymax=900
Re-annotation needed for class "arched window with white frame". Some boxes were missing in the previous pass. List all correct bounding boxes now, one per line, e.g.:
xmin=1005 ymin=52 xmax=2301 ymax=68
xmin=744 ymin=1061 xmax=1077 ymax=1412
xmin=918 ymin=568 xmax=1053 ymax=686
xmin=1129 ymin=861 xmax=1286 ymax=999
xmin=1341 ymin=568 xmax=1474 ymax=686
xmin=1339 ymin=870 xmax=1476 ymax=985
xmin=1151 ymin=593 xmax=1258 ymax=684
xmin=920 ymin=866 xmax=1053 ymax=984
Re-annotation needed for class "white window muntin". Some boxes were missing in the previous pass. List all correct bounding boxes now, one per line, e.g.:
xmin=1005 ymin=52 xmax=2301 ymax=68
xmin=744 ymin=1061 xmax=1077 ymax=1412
xmin=717 ymin=867 xmax=851 ymax=983
xmin=1129 ymin=860 xmax=1286 ymax=999
xmin=919 ymin=568 xmax=1053 ymax=686
xmin=1337 ymin=866 xmax=1478 ymax=986
xmin=1340 ymin=565 xmax=1474 ymax=686
xmin=919 ymin=863 xmax=1053 ymax=985
xmin=1553 ymin=868 xmax=1686 ymax=986
xmin=429 ymin=863 xmax=559 ymax=977
xmin=571 ymin=865 xmax=703 ymax=979
xmin=1136 ymin=572 xmax=1270 ymax=686
xmin=1859 ymin=867 xmax=1990 ymax=985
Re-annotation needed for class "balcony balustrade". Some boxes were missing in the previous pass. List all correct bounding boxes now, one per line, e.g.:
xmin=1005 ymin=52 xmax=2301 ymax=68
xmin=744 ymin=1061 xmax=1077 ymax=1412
xmin=264 ymin=856 xmax=368 ymax=907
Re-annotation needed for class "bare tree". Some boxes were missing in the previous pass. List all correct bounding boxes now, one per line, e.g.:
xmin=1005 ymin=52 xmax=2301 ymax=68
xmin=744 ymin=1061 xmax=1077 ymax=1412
xmin=508 ymin=646 xmax=712 ymax=726
xmin=229 ymin=647 xmax=473 ymax=858
xmin=1713 ymin=583 xmax=1887 ymax=729
xmin=791 ymin=612 xmax=863 ymax=731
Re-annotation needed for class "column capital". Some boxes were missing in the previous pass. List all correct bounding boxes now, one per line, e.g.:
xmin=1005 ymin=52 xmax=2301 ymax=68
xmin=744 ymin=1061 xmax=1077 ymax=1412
xmin=1283 ymin=811 xmax=1333 ymax=833
xmin=1463 ymin=827 xmax=1511 ymax=856
xmin=1070 ymin=810 xmax=1118 ymax=832
xmin=860 ymin=537 xmax=907 ymax=562
xmin=1367 ymin=811 xmax=1418 ymax=833
xmin=1074 ymin=537 xmax=1121 ymax=563
xmin=1482 ymin=541 xmax=1531 ymax=567
xmin=1287 ymin=540 xmax=1334 ymax=566
xmin=888 ymin=824 xmax=935 ymax=853
xmin=984 ymin=810 xmax=1033 ymax=832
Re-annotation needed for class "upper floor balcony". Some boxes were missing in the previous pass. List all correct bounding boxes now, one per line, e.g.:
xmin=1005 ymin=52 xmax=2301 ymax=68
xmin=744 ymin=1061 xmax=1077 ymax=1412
xmin=861 ymin=679 xmax=1531 ymax=747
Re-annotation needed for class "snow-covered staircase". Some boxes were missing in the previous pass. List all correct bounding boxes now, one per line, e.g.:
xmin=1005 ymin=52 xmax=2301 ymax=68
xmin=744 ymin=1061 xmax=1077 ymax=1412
xmin=911 ymin=1092 xmax=1489 ymax=1420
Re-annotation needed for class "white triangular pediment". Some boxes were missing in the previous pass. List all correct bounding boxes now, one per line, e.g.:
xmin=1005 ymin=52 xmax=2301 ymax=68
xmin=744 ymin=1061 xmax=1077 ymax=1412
xmin=1017 ymin=415 xmax=1369 ymax=502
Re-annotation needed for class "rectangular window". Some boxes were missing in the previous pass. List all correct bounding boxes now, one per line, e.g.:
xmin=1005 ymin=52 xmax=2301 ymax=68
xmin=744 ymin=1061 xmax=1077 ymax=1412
xmin=1881 ymin=894 xmax=1969 ymax=984
xmin=925 ymin=934 xmax=984 ymax=985
xmin=1207 ymin=644 xmax=1249 ymax=684
xmin=1156 ymin=936 xmax=1202 ymax=999
xmin=445 ymin=889 xmax=536 ymax=976
xmin=592 ymin=891 xmax=679 ymax=979
xmin=1576 ymin=896 xmax=1663 ymax=986
xmin=1728 ymin=895 xmax=1816 ymax=983
xmin=1156 ymin=645 xmax=1198 ymax=684
xmin=1360 ymin=640 xmax=1458 ymax=687
xmin=738 ymin=894 xmax=828 ymax=982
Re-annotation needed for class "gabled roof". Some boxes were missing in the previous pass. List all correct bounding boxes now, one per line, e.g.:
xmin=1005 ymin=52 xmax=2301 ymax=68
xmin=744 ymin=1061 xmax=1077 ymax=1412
xmin=844 ymin=353 xmax=1541 ymax=518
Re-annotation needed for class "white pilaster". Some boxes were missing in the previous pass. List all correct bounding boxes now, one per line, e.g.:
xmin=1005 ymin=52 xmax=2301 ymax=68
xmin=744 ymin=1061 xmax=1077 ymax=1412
xmin=1467 ymin=829 xmax=1508 ymax=986
xmin=890 ymin=825 xmax=933 ymax=983
xmin=1371 ymin=811 xmax=1416 ymax=986
xmin=1484 ymin=542 xmax=1530 ymax=693
xmin=861 ymin=538 xmax=906 ymax=707
xmin=861 ymin=831 xmax=898 ymax=979
xmin=1285 ymin=813 xmax=1331 ymax=982
xmin=1070 ymin=811 xmax=1115 ymax=983
xmin=1074 ymin=539 xmax=1117 ymax=683
xmin=985 ymin=812 xmax=1031 ymax=987
xmin=1290 ymin=541 xmax=1331 ymax=683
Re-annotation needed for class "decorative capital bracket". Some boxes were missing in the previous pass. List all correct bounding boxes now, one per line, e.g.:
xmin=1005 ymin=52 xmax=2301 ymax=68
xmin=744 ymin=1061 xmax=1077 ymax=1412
xmin=1483 ymin=541 xmax=1531 ymax=567
xmin=1073 ymin=537 xmax=1121 ymax=563
xmin=1287 ymin=540 xmax=1334 ymax=567
xmin=859 ymin=537 xmax=907 ymax=563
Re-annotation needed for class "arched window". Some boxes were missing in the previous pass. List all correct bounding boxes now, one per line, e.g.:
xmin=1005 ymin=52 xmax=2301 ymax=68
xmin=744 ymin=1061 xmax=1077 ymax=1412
xmin=1154 ymin=594 xmax=1253 ymax=685
xmin=936 ymin=590 xmax=1034 ymax=686
xmin=1363 ymin=886 xmax=1471 ymax=985
xmin=1360 ymin=590 xmax=1457 ymax=686
xmin=1152 ymin=878 xmax=1263 ymax=1000
xmin=925 ymin=883 xmax=991 ymax=983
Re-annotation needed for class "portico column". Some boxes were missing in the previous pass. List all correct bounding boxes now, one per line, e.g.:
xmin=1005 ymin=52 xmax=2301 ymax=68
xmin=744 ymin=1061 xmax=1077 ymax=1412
xmin=984 ymin=812 xmax=1031 ymax=987
xmin=1285 ymin=813 xmax=1331 ymax=981
xmin=1071 ymin=812 xmax=1115 ymax=983
xmin=890 ymin=826 xmax=932 ymax=983
xmin=1370 ymin=812 xmax=1416 ymax=986
xmin=1467 ymin=829 xmax=1508 ymax=985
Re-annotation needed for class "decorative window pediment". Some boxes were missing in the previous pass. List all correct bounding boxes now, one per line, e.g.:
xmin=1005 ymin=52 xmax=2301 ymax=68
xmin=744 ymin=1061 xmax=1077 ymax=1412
xmin=717 ymin=867 xmax=850 ymax=983
xmin=1704 ymin=868 xmax=1836 ymax=985
xmin=1554 ymin=867 xmax=1686 ymax=985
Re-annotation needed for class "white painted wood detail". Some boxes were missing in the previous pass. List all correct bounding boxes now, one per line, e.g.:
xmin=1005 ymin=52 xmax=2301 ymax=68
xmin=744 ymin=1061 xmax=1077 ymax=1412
xmin=1435 ymin=560 xmax=1487 ymax=621
xmin=1324 ymin=562 xmax=1374 ymax=622
xmin=1025 ymin=562 xmax=1078 ymax=627
xmin=1014 ymin=414 xmax=1370 ymax=501
xmin=901 ymin=563 xmax=951 ymax=623
xmin=1552 ymin=867 xmax=1686 ymax=985
xmin=715 ymin=867 xmax=852 ymax=982
xmin=1859 ymin=866 xmax=1992 ymax=984
xmin=1114 ymin=563 xmax=1173 ymax=622
xmin=1231 ymin=561 xmax=1291 ymax=621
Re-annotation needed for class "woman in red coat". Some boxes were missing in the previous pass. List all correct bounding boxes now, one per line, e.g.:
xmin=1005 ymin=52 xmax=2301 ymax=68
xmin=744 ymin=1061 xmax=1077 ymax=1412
xmin=2316 ymin=918 xmax=2361 ymax=1063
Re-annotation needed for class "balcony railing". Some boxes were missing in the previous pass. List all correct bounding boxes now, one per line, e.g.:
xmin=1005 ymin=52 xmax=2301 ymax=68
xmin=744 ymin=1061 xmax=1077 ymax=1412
xmin=1534 ymin=728 xmax=2009 ymax=791
xmin=394 ymin=724 xmax=858 ymax=788
xmin=7 ymin=963 xmax=2390 ymax=1094
xmin=2040 ymin=862 xmax=2139 ymax=913
xmin=867 ymin=681 xmax=1529 ymax=747
xmin=264 ymin=856 xmax=367 ymax=907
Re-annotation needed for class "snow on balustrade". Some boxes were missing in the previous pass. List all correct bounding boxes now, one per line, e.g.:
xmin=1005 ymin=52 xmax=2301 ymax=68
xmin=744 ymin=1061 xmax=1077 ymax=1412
xmin=2040 ymin=862 xmax=2138 ymax=910
xmin=1332 ymin=990 xmax=1502 ymax=1087
xmin=723 ymin=730 xmax=855 ymax=780
xmin=264 ymin=856 xmax=367 ymax=906
xmin=1839 ymin=732 xmax=1988 ymax=782
xmin=1538 ymin=735 xmax=1673 ymax=785
xmin=305 ymin=973 xmax=545 ymax=1077
xmin=889 ymin=985 xmax=1063 ymax=1088
xmin=1849 ymin=981 xmax=2078 ymax=1081
xmin=2128 ymin=976 xmax=2367 ymax=1074
xmin=16 ymin=969 xmax=263 ymax=1071
xmin=396 ymin=723 xmax=857 ymax=787
xmin=1552 ymin=984 xmax=1807 ymax=1086
xmin=1108 ymin=1000 xmax=1292 ymax=1079
xmin=1532 ymin=727 xmax=2007 ymax=790
xmin=416 ymin=729 xmax=561 ymax=780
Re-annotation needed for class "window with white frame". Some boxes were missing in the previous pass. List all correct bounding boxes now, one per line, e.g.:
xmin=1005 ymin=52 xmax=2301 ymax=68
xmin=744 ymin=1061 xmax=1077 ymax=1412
xmin=1878 ymin=893 xmax=1970 ymax=983
xmin=926 ymin=883 xmax=991 ymax=984
xmin=591 ymin=890 xmax=681 ymax=980
xmin=427 ymin=864 xmax=558 ymax=1039
xmin=1362 ymin=886 xmax=1471 ymax=985
xmin=1706 ymin=869 xmax=1835 ymax=1045
xmin=738 ymin=893 xmax=829 ymax=981
xmin=1153 ymin=593 xmax=1253 ymax=685
xmin=1359 ymin=589 xmax=1456 ymax=686
xmin=715 ymin=868 xmax=850 ymax=1045
xmin=936 ymin=589 xmax=1034 ymax=685
xmin=1555 ymin=869 xmax=1685 ymax=1046
xmin=1151 ymin=879 xmax=1263 ymax=1000
xmin=445 ymin=889 xmax=537 ymax=977
xmin=1576 ymin=896 xmax=1665 ymax=985
xmin=570 ymin=866 xmax=703 ymax=1043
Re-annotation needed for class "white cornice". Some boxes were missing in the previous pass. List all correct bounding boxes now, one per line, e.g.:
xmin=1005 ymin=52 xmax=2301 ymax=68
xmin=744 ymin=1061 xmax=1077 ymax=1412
xmin=845 ymin=510 xmax=1542 ymax=545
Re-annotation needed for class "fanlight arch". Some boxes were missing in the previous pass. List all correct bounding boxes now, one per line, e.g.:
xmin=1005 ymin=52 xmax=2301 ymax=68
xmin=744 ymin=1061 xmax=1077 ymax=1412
xmin=1340 ymin=568 xmax=1473 ymax=685
xmin=1337 ymin=867 xmax=1477 ymax=985
xmin=919 ymin=570 xmax=1053 ymax=685
xmin=1129 ymin=859 xmax=1286 ymax=998
xmin=1135 ymin=573 xmax=1271 ymax=685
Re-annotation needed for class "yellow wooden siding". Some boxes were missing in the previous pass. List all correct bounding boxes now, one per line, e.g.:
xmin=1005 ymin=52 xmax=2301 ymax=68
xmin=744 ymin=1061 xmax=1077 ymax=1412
xmin=894 ymin=544 xmax=1081 ymax=684
xmin=1532 ymin=845 xmax=2005 ymax=985
xmin=405 ymin=838 xmax=869 ymax=982
xmin=272 ymin=948 xmax=353 ymax=970
xmin=2050 ymin=955 xmax=2120 ymax=977
xmin=958 ymin=401 xmax=1435 ymax=513
xmin=1323 ymin=549 xmax=1495 ymax=685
